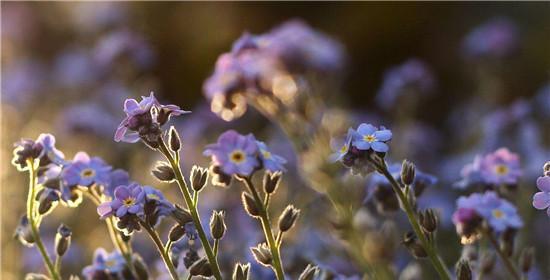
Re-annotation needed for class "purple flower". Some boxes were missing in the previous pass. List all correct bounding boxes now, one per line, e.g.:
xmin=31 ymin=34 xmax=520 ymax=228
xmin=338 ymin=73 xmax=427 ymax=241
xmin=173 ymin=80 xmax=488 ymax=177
xmin=256 ymin=141 xmax=287 ymax=172
xmin=375 ymin=59 xmax=435 ymax=110
xmin=203 ymin=130 xmax=260 ymax=176
xmin=103 ymin=169 xmax=132 ymax=198
xmin=12 ymin=133 xmax=65 ymax=170
xmin=533 ymin=176 xmax=550 ymax=217
xmin=463 ymin=17 xmax=519 ymax=59
xmin=114 ymin=92 xmax=189 ymax=146
xmin=329 ymin=129 xmax=354 ymax=163
xmin=476 ymin=191 xmax=523 ymax=232
xmin=62 ymin=152 xmax=112 ymax=188
xmin=94 ymin=29 xmax=154 ymax=70
xmin=58 ymin=103 xmax=119 ymax=139
xmin=352 ymin=123 xmax=392 ymax=153
xmin=35 ymin=134 xmax=66 ymax=165
xmin=459 ymin=148 xmax=522 ymax=188
xmin=143 ymin=186 xmax=174 ymax=218
xmin=97 ymin=183 xmax=145 ymax=219
xmin=82 ymin=248 xmax=126 ymax=280
xmin=452 ymin=193 xmax=484 ymax=243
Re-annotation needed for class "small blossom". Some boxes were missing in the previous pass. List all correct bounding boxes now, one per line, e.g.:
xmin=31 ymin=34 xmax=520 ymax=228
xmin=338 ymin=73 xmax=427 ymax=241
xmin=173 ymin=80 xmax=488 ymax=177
xmin=82 ymin=248 xmax=126 ymax=280
xmin=532 ymin=176 xmax=550 ymax=217
xmin=256 ymin=141 xmax=287 ymax=172
xmin=103 ymin=169 xmax=132 ymax=198
xmin=12 ymin=133 xmax=65 ymax=170
xmin=203 ymin=130 xmax=260 ymax=176
xmin=97 ymin=183 xmax=145 ymax=219
xmin=329 ymin=128 xmax=354 ymax=163
xmin=62 ymin=152 xmax=112 ymax=188
xmin=458 ymin=148 xmax=522 ymax=188
xmin=352 ymin=123 xmax=392 ymax=153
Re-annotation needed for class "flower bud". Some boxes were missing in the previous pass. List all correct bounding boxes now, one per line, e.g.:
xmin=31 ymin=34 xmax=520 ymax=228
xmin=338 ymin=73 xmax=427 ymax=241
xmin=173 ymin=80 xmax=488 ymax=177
xmin=132 ymin=254 xmax=149 ymax=280
xmin=419 ymin=209 xmax=438 ymax=233
xmin=543 ymin=161 xmax=550 ymax=172
xmin=480 ymin=252 xmax=496 ymax=274
xmin=14 ymin=215 xmax=35 ymax=246
xmin=241 ymin=192 xmax=260 ymax=217
xmin=402 ymin=232 xmax=427 ymax=259
xmin=278 ymin=205 xmax=300 ymax=232
xmin=210 ymin=210 xmax=226 ymax=240
xmin=298 ymin=264 xmax=319 ymax=280
xmin=171 ymin=204 xmax=193 ymax=225
xmin=183 ymin=249 xmax=200 ymax=269
xmin=455 ymin=260 xmax=472 ymax=280
xmin=263 ymin=171 xmax=282 ymax=194
xmin=151 ymin=162 xmax=175 ymax=182
xmin=169 ymin=126 xmax=181 ymax=152
xmin=191 ymin=165 xmax=209 ymax=192
xmin=232 ymin=263 xmax=250 ymax=280
xmin=499 ymin=228 xmax=517 ymax=257
xmin=168 ymin=224 xmax=186 ymax=242
xmin=401 ymin=160 xmax=416 ymax=185
xmin=55 ymin=224 xmax=72 ymax=257
xmin=37 ymin=188 xmax=60 ymax=215
xmin=24 ymin=273 xmax=49 ymax=280
xmin=189 ymin=257 xmax=213 ymax=277
xmin=211 ymin=165 xmax=232 ymax=187
xmin=519 ymin=247 xmax=534 ymax=273
xmin=250 ymin=243 xmax=272 ymax=267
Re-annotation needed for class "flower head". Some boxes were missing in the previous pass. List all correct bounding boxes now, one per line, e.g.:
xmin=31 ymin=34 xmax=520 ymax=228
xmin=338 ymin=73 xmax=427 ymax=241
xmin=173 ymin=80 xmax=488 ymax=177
xmin=12 ymin=133 xmax=65 ymax=170
xmin=532 ymin=176 xmax=550 ymax=217
xmin=463 ymin=17 xmax=519 ymax=59
xmin=62 ymin=152 xmax=112 ymax=188
xmin=458 ymin=148 xmax=522 ymax=188
xmin=256 ymin=141 xmax=287 ymax=172
xmin=352 ymin=123 xmax=392 ymax=153
xmin=82 ymin=248 xmax=126 ymax=280
xmin=98 ymin=183 xmax=145 ymax=219
xmin=203 ymin=130 xmax=260 ymax=177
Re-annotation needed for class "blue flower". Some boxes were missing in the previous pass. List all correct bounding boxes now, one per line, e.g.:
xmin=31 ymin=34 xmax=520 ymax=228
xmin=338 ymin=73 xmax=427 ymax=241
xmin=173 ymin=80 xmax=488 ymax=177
xmin=256 ymin=141 xmax=287 ymax=172
xmin=103 ymin=169 xmax=132 ymax=198
xmin=97 ymin=183 xmax=145 ymax=219
xmin=203 ymin=130 xmax=260 ymax=176
xmin=82 ymin=248 xmax=126 ymax=280
xmin=143 ymin=186 xmax=174 ymax=217
xmin=36 ymin=134 xmax=66 ymax=165
xmin=475 ymin=191 xmax=523 ymax=233
xmin=463 ymin=17 xmax=519 ymax=59
xmin=457 ymin=148 xmax=522 ymax=189
xmin=533 ymin=176 xmax=550 ymax=217
xmin=352 ymin=123 xmax=392 ymax=153
xmin=61 ymin=152 xmax=112 ymax=188
xmin=329 ymin=128 xmax=354 ymax=163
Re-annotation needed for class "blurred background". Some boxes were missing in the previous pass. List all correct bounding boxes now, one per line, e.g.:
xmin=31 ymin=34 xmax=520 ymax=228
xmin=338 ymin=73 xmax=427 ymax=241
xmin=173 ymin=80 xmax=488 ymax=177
xmin=1 ymin=2 xmax=549 ymax=279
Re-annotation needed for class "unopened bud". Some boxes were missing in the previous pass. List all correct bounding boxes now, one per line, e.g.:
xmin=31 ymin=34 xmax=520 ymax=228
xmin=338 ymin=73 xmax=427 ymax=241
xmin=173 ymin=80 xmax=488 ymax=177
xmin=24 ymin=274 xmax=49 ymax=280
xmin=519 ymin=247 xmax=534 ymax=273
xmin=14 ymin=215 xmax=35 ymax=246
xmin=455 ymin=260 xmax=472 ymax=280
xmin=211 ymin=165 xmax=232 ymax=187
xmin=480 ymin=252 xmax=496 ymax=274
xmin=171 ymin=204 xmax=193 ymax=225
xmin=263 ymin=171 xmax=282 ymax=194
xmin=168 ymin=224 xmax=186 ymax=242
xmin=278 ymin=205 xmax=300 ymax=232
xmin=419 ymin=209 xmax=438 ymax=233
xmin=543 ymin=161 xmax=550 ymax=172
xmin=37 ymin=188 xmax=59 ymax=215
xmin=169 ymin=126 xmax=181 ymax=152
xmin=500 ymin=228 xmax=517 ymax=257
xmin=151 ymin=162 xmax=175 ymax=182
xmin=242 ymin=192 xmax=260 ymax=217
xmin=191 ymin=165 xmax=208 ymax=192
xmin=232 ymin=263 xmax=250 ymax=280
xmin=55 ymin=224 xmax=72 ymax=257
xmin=132 ymin=254 xmax=149 ymax=280
xmin=298 ymin=264 xmax=319 ymax=280
xmin=402 ymin=232 xmax=427 ymax=259
xmin=210 ymin=210 xmax=226 ymax=240
xmin=401 ymin=160 xmax=416 ymax=185
xmin=250 ymin=243 xmax=272 ymax=267
xmin=189 ymin=257 xmax=212 ymax=277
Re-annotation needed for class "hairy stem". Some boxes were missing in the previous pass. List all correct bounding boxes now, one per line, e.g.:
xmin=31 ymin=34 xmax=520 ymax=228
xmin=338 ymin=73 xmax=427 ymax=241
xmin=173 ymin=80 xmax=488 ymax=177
xmin=484 ymin=230 xmax=520 ymax=280
xmin=240 ymin=176 xmax=285 ymax=280
xmin=158 ymin=139 xmax=223 ymax=280
xmin=375 ymin=160 xmax=451 ymax=280
xmin=140 ymin=221 xmax=179 ymax=280
xmin=26 ymin=159 xmax=60 ymax=280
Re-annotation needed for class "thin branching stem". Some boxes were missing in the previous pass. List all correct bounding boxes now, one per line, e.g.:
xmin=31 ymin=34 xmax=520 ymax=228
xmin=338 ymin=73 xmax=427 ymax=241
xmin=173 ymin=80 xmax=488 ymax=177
xmin=484 ymin=230 xmax=520 ymax=280
xmin=140 ymin=221 xmax=179 ymax=280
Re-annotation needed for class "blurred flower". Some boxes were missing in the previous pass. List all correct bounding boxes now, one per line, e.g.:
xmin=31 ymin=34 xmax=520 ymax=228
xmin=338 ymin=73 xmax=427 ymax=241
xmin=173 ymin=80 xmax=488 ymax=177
xmin=94 ymin=28 xmax=154 ymax=70
xmin=103 ymin=169 xmax=132 ymax=198
xmin=457 ymin=148 xmax=522 ymax=189
xmin=2 ymin=58 xmax=46 ymax=107
xmin=142 ymin=185 xmax=175 ymax=221
xmin=533 ymin=83 xmax=550 ymax=120
xmin=203 ymin=130 xmax=260 ymax=176
xmin=57 ymin=103 xmax=119 ymax=139
xmin=533 ymin=176 xmax=550 ymax=217
xmin=375 ymin=59 xmax=435 ymax=110
xmin=352 ymin=123 xmax=392 ymax=152
xmin=452 ymin=193 xmax=484 ymax=243
xmin=69 ymin=2 xmax=128 ymax=32
xmin=256 ymin=140 xmax=287 ymax=172
xmin=62 ymin=152 xmax=112 ymax=188
xmin=82 ymin=248 xmax=126 ymax=280
xmin=329 ymin=128 xmax=354 ymax=163
xmin=53 ymin=47 xmax=98 ymax=88
xmin=463 ymin=17 xmax=519 ymax=59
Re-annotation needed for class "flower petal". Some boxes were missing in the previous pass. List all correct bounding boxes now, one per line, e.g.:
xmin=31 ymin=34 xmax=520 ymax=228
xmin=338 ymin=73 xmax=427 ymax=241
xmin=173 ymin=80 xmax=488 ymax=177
xmin=353 ymin=141 xmax=371 ymax=150
xmin=124 ymin=99 xmax=140 ymax=114
xmin=536 ymin=176 xmax=550 ymax=192
xmin=533 ymin=192 xmax=550 ymax=210
xmin=97 ymin=202 xmax=113 ymax=218
xmin=374 ymin=130 xmax=392 ymax=141
xmin=371 ymin=142 xmax=389 ymax=152
xmin=114 ymin=186 xmax=130 ymax=200
xmin=356 ymin=123 xmax=376 ymax=135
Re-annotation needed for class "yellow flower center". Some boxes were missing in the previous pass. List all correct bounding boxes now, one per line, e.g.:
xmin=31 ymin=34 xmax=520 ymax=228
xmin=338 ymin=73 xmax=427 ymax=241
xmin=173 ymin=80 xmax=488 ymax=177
xmin=494 ymin=164 xmax=509 ymax=175
xmin=105 ymin=259 xmax=117 ymax=268
xmin=80 ymin=168 xmax=96 ymax=179
xmin=363 ymin=134 xmax=377 ymax=143
xmin=492 ymin=209 xmax=504 ymax=219
xmin=340 ymin=145 xmax=348 ymax=154
xmin=147 ymin=193 xmax=160 ymax=200
xmin=262 ymin=150 xmax=272 ymax=159
xmin=123 ymin=197 xmax=135 ymax=207
xmin=230 ymin=150 xmax=246 ymax=164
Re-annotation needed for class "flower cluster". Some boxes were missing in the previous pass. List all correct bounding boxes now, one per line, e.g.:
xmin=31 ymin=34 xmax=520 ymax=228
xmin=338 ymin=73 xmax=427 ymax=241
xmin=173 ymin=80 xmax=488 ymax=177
xmin=203 ymin=19 xmax=344 ymax=121
xmin=532 ymin=162 xmax=550 ymax=217
xmin=203 ymin=130 xmax=286 ymax=186
xmin=82 ymin=248 xmax=127 ymax=280
xmin=457 ymin=148 xmax=522 ymax=189
xmin=330 ymin=123 xmax=392 ymax=175
xmin=453 ymin=191 xmax=523 ymax=243
xmin=114 ymin=92 xmax=189 ymax=148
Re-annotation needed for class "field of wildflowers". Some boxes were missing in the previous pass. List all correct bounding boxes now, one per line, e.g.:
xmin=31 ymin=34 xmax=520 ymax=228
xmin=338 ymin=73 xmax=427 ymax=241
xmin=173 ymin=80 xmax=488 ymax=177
xmin=1 ymin=2 xmax=549 ymax=280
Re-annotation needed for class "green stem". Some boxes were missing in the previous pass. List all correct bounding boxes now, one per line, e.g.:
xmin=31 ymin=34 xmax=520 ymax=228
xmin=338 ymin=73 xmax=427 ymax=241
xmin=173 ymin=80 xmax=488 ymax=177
xmin=158 ymin=139 xmax=223 ymax=280
xmin=140 ymin=221 xmax=179 ymax=280
xmin=484 ymin=230 xmax=520 ymax=280
xmin=214 ymin=239 xmax=220 ymax=257
xmin=26 ymin=159 xmax=60 ymax=280
xmin=375 ymin=160 xmax=451 ymax=280
xmin=240 ymin=176 xmax=285 ymax=280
